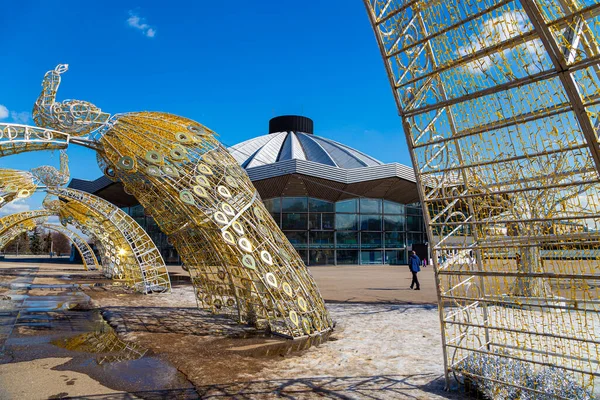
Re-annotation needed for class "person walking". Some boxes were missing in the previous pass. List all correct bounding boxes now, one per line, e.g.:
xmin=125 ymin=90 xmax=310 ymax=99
xmin=409 ymin=250 xmax=421 ymax=290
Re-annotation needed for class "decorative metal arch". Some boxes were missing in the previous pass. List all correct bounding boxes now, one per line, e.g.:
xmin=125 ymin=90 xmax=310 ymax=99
xmin=0 ymin=218 xmax=39 ymax=250
xmin=365 ymin=0 xmax=600 ymax=394
xmin=40 ymin=223 xmax=99 ymax=271
xmin=0 ymin=218 xmax=99 ymax=271
xmin=0 ymin=210 xmax=54 ymax=234
xmin=0 ymin=123 xmax=70 ymax=157
xmin=47 ymin=187 xmax=170 ymax=294
xmin=0 ymin=169 xmax=37 ymax=206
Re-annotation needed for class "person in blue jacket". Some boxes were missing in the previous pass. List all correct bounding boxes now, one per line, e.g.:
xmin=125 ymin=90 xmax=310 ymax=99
xmin=409 ymin=250 xmax=421 ymax=290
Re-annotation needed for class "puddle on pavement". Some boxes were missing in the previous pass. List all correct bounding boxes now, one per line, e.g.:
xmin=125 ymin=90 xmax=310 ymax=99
xmin=0 ymin=282 xmax=196 ymax=396
xmin=52 ymin=315 xmax=147 ymax=365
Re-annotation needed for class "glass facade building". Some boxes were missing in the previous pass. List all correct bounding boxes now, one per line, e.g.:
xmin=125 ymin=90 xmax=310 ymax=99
xmin=121 ymin=197 xmax=427 ymax=266
xmin=263 ymin=196 xmax=426 ymax=265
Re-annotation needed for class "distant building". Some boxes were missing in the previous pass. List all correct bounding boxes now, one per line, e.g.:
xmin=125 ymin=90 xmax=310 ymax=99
xmin=69 ymin=115 xmax=427 ymax=265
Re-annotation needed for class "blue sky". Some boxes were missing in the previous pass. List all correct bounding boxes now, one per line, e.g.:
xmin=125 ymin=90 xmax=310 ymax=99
xmin=0 ymin=1 xmax=410 ymax=214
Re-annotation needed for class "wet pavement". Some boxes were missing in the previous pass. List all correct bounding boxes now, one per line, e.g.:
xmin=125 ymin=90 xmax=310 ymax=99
xmin=0 ymin=265 xmax=198 ymax=399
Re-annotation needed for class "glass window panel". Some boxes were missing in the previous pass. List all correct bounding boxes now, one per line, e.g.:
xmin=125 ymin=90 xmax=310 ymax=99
xmin=385 ymin=232 xmax=405 ymax=248
xmin=407 ymin=216 xmax=423 ymax=231
xmin=336 ymin=214 xmax=358 ymax=230
xmin=360 ymin=198 xmax=381 ymax=213
xmin=361 ymin=232 xmax=382 ymax=248
xmin=134 ymin=217 xmax=146 ymax=229
xmin=310 ymin=250 xmax=334 ymax=265
xmin=131 ymin=205 xmax=145 ymax=218
xmin=361 ymin=214 xmax=382 ymax=231
xmin=270 ymin=213 xmax=281 ymax=227
xmin=309 ymin=231 xmax=334 ymax=249
xmin=296 ymin=249 xmax=308 ymax=264
xmin=281 ymin=197 xmax=308 ymax=212
xmin=407 ymin=204 xmax=423 ymax=215
xmin=336 ymin=232 xmax=359 ymax=248
xmin=263 ymin=198 xmax=281 ymax=213
xmin=336 ymin=199 xmax=357 ymax=213
xmin=361 ymin=251 xmax=382 ymax=264
xmin=385 ymin=250 xmax=406 ymax=265
xmin=146 ymin=218 xmax=161 ymax=233
xmin=337 ymin=250 xmax=358 ymax=265
xmin=322 ymin=214 xmax=334 ymax=230
xmin=384 ymin=214 xmax=405 ymax=231
xmin=309 ymin=198 xmax=334 ymax=212
xmin=284 ymin=231 xmax=308 ymax=249
xmin=309 ymin=214 xmax=320 ymax=230
xmin=384 ymin=200 xmax=404 ymax=214
xmin=407 ymin=233 xmax=425 ymax=246
xmin=282 ymin=213 xmax=307 ymax=230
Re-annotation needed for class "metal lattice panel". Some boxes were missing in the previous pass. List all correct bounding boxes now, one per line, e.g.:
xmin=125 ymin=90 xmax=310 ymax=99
xmin=47 ymin=188 xmax=171 ymax=294
xmin=41 ymin=223 xmax=99 ymax=271
xmin=365 ymin=0 xmax=600 ymax=395
xmin=0 ymin=218 xmax=99 ymax=271
xmin=0 ymin=123 xmax=70 ymax=157
xmin=93 ymin=112 xmax=333 ymax=338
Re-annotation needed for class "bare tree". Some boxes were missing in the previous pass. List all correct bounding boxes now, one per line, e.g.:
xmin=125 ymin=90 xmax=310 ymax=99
xmin=51 ymin=232 xmax=71 ymax=256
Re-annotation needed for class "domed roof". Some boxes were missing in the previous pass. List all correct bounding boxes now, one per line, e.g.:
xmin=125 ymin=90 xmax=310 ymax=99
xmin=228 ymin=126 xmax=383 ymax=170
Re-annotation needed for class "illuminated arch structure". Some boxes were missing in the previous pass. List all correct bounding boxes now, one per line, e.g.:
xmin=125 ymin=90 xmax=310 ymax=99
xmin=0 ymin=189 xmax=170 ymax=293
xmin=0 ymin=217 xmax=99 ymax=271
xmin=365 ymin=0 xmax=600 ymax=395
xmin=0 ymin=150 xmax=170 ymax=293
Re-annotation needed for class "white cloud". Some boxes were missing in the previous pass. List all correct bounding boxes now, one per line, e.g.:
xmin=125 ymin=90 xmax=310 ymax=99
xmin=127 ymin=11 xmax=156 ymax=38
xmin=0 ymin=105 xmax=32 ymax=124
xmin=10 ymin=111 xmax=31 ymax=124
xmin=457 ymin=11 xmax=544 ymax=74
xmin=0 ymin=105 xmax=8 ymax=119
xmin=0 ymin=199 xmax=31 ymax=216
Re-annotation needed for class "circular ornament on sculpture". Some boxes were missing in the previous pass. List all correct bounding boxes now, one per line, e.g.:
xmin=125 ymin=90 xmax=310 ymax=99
xmin=175 ymin=131 xmax=193 ymax=143
xmin=260 ymin=250 xmax=273 ymax=265
xmin=289 ymin=311 xmax=299 ymax=327
xmin=193 ymin=185 xmax=208 ymax=198
xmin=221 ymin=202 xmax=235 ymax=216
xmin=265 ymin=272 xmax=278 ymax=288
xmin=282 ymin=282 xmax=293 ymax=297
xmin=242 ymin=254 xmax=256 ymax=270
xmin=194 ymin=175 xmax=210 ymax=187
xmin=297 ymin=296 xmax=308 ymax=312
xmin=213 ymin=211 xmax=229 ymax=225
xmin=196 ymin=163 xmax=213 ymax=176
xmin=222 ymin=230 xmax=235 ymax=245
xmin=145 ymin=150 xmax=164 ymax=165
xmin=179 ymin=190 xmax=195 ymax=205
xmin=238 ymin=237 xmax=253 ymax=253
xmin=217 ymin=186 xmax=232 ymax=199
xmin=161 ymin=165 xmax=179 ymax=177
xmin=17 ymin=189 xmax=31 ymax=198
xmin=170 ymin=145 xmax=188 ymax=161
xmin=146 ymin=165 xmax=162 ymax=177
xmin=253 ymin=206 xmax=264 ymax=221
xmin=302 ymin=318 xmax=311 ymax=334
xmin=117 ymin=156 xmax=136 ymax=171
xmin=225 ymin=176 xmax=239 ymax=188
xmin=232 ymin=221 xmax=244 ymax=235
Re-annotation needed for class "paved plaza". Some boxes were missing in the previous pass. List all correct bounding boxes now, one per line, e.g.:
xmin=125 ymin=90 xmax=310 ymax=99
xmin=0 ymin=260 xmax=464 ymax=399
